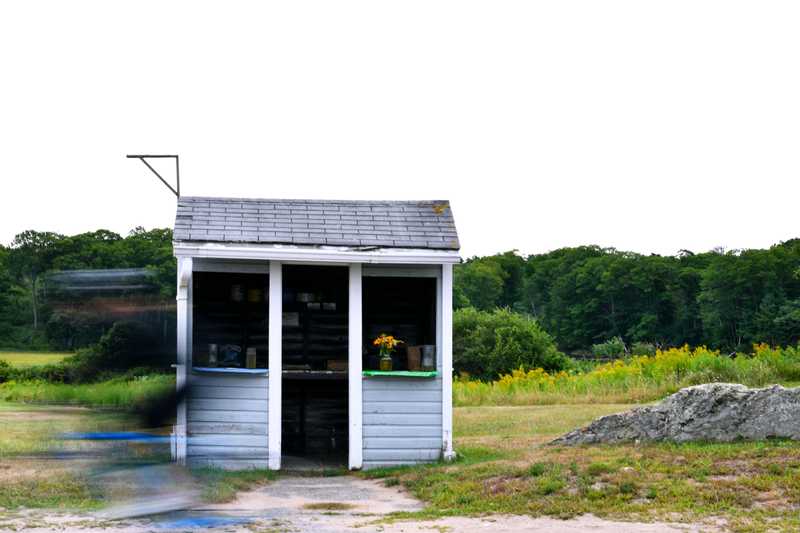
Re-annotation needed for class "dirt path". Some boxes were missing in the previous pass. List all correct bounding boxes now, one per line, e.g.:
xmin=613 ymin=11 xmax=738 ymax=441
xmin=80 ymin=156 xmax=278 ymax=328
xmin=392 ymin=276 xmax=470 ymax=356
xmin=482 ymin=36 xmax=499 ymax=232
xmin=0 ymin=475 xmax=723 ymax=532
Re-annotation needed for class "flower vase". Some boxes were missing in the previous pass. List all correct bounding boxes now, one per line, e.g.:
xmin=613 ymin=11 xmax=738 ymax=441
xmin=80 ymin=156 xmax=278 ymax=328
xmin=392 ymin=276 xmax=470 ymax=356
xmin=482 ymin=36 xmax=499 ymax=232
xmin=379 ymin=354 xmax=393 ymax=371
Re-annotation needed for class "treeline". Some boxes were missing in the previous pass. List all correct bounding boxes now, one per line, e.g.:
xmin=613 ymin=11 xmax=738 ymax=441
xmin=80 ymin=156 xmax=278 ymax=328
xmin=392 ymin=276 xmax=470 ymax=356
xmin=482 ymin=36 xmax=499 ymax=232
xmin=2 ymin=227 xmax=798 ymax=355
xmin=0 ymin=228 xmax=175 ymax=350
xmin=455 ymin=241 xmax=800 ymax=352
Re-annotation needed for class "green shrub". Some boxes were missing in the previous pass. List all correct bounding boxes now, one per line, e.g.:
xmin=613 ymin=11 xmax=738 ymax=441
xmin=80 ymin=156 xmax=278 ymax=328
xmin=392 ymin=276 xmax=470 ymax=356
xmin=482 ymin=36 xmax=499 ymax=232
xmin=8 ymin=321 xmax=169 ymax=385
xmin=0 ymin=359 xmax=13 ymax=383
xmin=11 ymin=362 xmax=68 ymax=383
xmin=630 ymin=342 xmax=656 ymax=356
xmin=586 ymin=462 xmax=615 ymax=476
xmin=592 ymin=337 xmax=627 ymax=358
xmin=535 ymin=477 xmax=565 ymax=495
xmin=529 ymin=462 xmax=548 ymax=477
xmin=94 ymin=321 xmax=160 ymax=370
xmin=45 ymin=311 xmax=110 ymax=351
xmin=453 ymin=307 xmax=569 ymax=380
xmin=56 ymin=321 xmax=165 ymax=382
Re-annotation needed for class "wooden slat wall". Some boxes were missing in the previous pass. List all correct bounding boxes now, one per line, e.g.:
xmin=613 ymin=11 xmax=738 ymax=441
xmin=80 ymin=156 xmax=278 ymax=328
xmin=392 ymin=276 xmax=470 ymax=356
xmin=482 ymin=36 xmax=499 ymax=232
xmin=186 ymin=372 xmax=268 ymax=469
xmin=361 ymin=376 xmax=443 ymax=469
xmin=282 ymin=379 xmax=349 ymax=459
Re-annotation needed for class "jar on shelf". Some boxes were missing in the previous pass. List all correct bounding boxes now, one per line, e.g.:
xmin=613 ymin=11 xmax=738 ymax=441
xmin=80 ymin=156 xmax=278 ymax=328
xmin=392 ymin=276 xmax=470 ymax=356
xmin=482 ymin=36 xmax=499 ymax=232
xmin=246 ymin=347 xmax=257 ymax=369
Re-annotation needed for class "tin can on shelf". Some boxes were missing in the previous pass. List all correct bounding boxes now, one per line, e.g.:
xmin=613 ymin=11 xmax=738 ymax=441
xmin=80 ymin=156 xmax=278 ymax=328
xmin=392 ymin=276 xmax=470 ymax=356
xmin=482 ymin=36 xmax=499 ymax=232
xmin=421 ymin=345 xmax=436 ymax=371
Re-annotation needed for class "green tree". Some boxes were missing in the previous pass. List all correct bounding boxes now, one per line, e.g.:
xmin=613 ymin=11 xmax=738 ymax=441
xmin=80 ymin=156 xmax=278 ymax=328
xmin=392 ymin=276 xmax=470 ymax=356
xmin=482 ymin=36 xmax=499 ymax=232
xmin=698 ymin=243 xmax=800 ymax=350
xmin=772 ymin=298 xmax=800 ymax=345
xmin=0 ymin=247 xmax=16 ymax=339
xmin=52 ymin=229 xmax=124 ymax=270
xmin=486 ymin=251 xmax=526 ymax=309
xmin=454 ymin=258 xmax=505 ymax=310
xmin=124 ymin=227 xmax=176 ymax=297
xmin=7 ymin=230 xmax=64 ymax=330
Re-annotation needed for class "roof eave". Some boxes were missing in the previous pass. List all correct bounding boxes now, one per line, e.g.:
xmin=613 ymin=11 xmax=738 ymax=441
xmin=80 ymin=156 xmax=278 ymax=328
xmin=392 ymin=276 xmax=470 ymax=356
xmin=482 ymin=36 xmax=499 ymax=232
xmin=173 ymin=240 xmax=462 ymax=265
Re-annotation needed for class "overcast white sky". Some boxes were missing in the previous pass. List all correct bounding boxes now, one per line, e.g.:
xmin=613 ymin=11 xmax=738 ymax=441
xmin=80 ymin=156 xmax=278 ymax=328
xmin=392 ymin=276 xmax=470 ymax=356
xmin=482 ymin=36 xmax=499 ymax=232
xmin=1 ymin=1 xmax=798 ymax=258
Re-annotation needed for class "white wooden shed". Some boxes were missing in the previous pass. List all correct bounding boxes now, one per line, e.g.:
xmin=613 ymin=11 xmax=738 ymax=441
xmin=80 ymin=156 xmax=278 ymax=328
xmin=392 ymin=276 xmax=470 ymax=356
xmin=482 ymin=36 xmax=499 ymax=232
xmin=172 ymin=197 xmax=460 ymax=470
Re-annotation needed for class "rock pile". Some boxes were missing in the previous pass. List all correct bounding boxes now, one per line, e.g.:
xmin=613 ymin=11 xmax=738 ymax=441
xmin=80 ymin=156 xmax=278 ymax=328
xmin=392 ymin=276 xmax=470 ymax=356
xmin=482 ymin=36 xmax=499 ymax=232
xmin=553 ymin=383 xmax=800 ymax=445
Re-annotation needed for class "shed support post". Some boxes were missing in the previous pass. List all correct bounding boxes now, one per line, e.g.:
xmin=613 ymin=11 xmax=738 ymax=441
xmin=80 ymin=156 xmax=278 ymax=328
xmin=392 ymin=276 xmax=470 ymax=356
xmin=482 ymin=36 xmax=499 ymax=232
xmin=348 ymin=263 xmax=363 ymax=470
xmin=175 ymin=257 xmax=192 ymax=465
xmin=268 ymin=261 xmax=283 ymax=470
xmin=441 ymin=263 xmax=456 ymax=461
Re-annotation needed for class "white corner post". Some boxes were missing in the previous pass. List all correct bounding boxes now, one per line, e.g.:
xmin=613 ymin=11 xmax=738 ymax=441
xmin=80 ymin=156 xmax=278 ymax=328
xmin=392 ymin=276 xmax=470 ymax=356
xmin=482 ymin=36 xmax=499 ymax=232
xmin=441 ymin=263 xmax=456 ymax=461
xmin=175 ymin=257 xmax=192 ymax=465
xmin=268 ymin=261 xmax=283 ymax=470
xmin=348 ymin=263 xmax=363 ymax=470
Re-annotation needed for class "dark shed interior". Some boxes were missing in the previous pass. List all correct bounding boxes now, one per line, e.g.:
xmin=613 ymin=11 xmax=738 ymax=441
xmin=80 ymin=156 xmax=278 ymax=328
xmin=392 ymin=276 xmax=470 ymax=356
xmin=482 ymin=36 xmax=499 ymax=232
xmin=192 ymin=271 xmax=269 ymax=369
xmin=362 ymin=276 xmax=437 ymax=371
xmin=281 ymin=265 xmax=349 ymax=465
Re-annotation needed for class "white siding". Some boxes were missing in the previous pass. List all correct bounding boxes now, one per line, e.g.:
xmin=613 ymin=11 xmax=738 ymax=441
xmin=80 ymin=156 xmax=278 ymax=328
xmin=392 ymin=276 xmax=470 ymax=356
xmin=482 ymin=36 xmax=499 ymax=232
xmin=186 ymin=372 xmax=269 ymax=469
xmin=361 ymin=376 xmax=443 ymax=468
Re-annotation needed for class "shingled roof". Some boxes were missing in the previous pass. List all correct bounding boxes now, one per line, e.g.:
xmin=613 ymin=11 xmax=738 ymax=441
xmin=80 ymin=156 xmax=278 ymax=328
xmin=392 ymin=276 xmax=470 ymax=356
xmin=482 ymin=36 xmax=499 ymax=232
xmin=173 ymin=197 xmax=460 ymax=250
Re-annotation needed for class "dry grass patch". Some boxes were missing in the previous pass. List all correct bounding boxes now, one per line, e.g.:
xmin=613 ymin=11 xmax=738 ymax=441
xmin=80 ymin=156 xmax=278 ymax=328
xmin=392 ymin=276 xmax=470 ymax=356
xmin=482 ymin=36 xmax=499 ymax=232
xmin=193 ymin=468 xmax=278 ymax=503
xmin=0 ymin=458 xmax=97 ymax=510
xmin=0 ymin=351 xmax=71 ymax=368
xmin=0 ymin=401 xmax=159 ymax=511
xmin=302 ymin=502 xmax=356 ymax=511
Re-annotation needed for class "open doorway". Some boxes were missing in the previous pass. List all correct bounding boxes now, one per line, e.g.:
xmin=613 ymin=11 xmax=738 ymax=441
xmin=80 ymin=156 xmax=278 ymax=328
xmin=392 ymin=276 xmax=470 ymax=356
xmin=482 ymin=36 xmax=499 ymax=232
xmin=281 ymin=265 xmax=349 ymax=468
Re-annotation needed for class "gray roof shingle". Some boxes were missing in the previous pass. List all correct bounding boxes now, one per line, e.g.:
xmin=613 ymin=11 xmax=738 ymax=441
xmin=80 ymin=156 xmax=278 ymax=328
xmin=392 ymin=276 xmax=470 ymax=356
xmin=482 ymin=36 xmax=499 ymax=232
xmin=173 ymin=197 xmax=460 ymax=250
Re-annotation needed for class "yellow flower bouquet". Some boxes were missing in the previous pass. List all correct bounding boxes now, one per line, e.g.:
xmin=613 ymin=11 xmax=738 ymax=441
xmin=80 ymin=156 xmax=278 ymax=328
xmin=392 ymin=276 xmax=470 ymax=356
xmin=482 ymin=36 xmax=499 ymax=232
xmin=373 ymin=333 xmax=403 ymax=371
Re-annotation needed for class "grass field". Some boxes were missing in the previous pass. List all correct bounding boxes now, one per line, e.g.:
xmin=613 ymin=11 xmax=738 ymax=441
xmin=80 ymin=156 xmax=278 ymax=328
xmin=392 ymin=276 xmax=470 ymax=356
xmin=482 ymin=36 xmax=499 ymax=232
xmin=0 ymin=351 xmax=71 ymax=368
xmin=0 ymin=400 xmax=275 ymax=512
xmin=0 ymin=374 xmax=174 ymax=408
xmin=361 ymin=403 xmax=800 ymax=532
xmin=3 ymin=382 xmax=800 ymax=530
xmin=0 ymin=401 xmax=126 ymax=510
